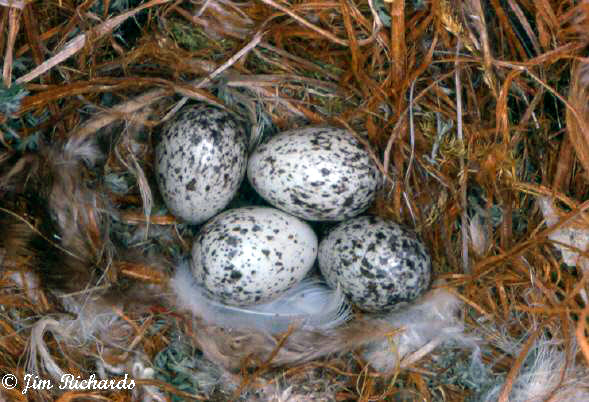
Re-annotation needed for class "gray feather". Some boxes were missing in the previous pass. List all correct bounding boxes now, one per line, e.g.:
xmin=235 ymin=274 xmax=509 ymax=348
xmin=171 ymin=261 xmax=351 ymax=333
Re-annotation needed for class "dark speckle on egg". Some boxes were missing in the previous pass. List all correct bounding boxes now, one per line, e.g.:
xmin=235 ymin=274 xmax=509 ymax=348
xmin=318 ymin=215 xmax=432 ymax=312
xmin=155 ymin=105 xmax=247 ymax=224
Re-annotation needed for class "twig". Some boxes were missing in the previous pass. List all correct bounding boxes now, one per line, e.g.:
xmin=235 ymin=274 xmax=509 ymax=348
xmin=506 ymin=0 xmax=541 ymax=55
xmin=259 ymin=0 xmax=378 ymax=47
xmin=367 ymin=0 xmax=384 ymax=34
xmin=404 ymin=79 xmax=417 ymax=225
xmin=74 ymin=88 xmax=170 ymax=139
xmin=400 ymin=335 xmax=445 ymax=368
xmin=225 ymin=74 xmax=340 ymax=92
xmin=455 ymin=39 xmax=469 ymax=274
xmin=383 ymin=69 xmax=458 ymax=189
xmin=393 ymin=79 xmax=419 ymax=225
xmin=0 ymin=0 xmax=27 ymax=9
xmin=473 ymin=197 xmax=589 ymax=275
xmin=161 ymin=28 xmax=266 ymax=122
xmin=133 ymin=379 xmax=207 ymax=400
xmin=389 ymin=0 xmax=406 ymax=79
xmin=0 ymin=207 xmax=85 ymax=262
xmin=497 ymin=328 xmax=541 ymax=402
xmin=494 ymin=59 xmax=588 ymax=146
xmin=259 ymin=42 xmax=341 ymax=81
xmin=15 ymin=0 xmax=171 ymax=85
xmin=2 ymin=7 xmax=20 ymax=86
xmin=470 ymin=0 xmax=496 ymax=96
xmin=577 ymin=303 xmax=589 ymax=365
xmin=196 ymin=0 xmax=213 ymax=16
xmin=260 ymin=0 xmax=347 ymax=46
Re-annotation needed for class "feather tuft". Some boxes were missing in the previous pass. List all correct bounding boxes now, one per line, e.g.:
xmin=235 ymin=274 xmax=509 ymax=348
xmin=25 ymin=318 xmax=68 ymax=380
xmin=482 ymin=335 xmax=589 ymax=402
xmin=538 ymin=196 xmax=589 ymax=272
xmin=364 ymin=285 xmax=479 ymax=371
xmin=171 ymin=261 xmax=351 ymax=333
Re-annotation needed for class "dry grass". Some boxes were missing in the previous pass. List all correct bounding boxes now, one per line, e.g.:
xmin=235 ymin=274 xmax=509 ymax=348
xmin=1 ymin=0 xmax=589 ymax=400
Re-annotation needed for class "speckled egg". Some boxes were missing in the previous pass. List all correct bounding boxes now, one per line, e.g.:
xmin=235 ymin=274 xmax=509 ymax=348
xmin=247 ymin=126 xmax=380 ymax=221
xmin=192 ymin=206 xmax=318 ymax=306
xmin=318 ymin=216 xmax=431 ymax=312
xmin=156 ymin=105 xmax=247 ymax=224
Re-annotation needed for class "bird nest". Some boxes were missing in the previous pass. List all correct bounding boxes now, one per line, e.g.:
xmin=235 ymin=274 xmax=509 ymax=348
xmin=1 ymin=0 xmax=589 ymax=401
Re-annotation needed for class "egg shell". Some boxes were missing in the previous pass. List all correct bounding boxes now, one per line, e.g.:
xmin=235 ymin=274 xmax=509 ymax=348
xmin=318 ymin=215 xmax=431 ymax=312
xmin=191 ymin=206 xmax=318 ymax=306
xmin=247 ymin=126 xmax=380 ymax=221
xmin=156 ymin=105 xmax=247 ymax=224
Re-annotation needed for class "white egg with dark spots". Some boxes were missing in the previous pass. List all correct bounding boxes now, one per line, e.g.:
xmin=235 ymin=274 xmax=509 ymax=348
xmin=247 ymin=126 xmax=380 ymax=221
xmin=318 ymin=216 xmax=431 ymax=312
xmin=156 ymin=105 xmax=247 ymax=224
xmin=191 ymin=206 xmax=318 ymax=306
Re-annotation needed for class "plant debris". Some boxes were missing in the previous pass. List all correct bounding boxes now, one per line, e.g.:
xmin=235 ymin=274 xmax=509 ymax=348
xmin=1 ymin=0 xmax=589 ymax=400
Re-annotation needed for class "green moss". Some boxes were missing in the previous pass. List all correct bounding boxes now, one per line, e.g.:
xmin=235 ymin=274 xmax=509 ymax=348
xmin=0 ymin=83 xmax=28 ymax=117
xmin=169 ymin=19 xmax=235 ymax=53
xmin=153 ymin=339 xmax=223 ymax=401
